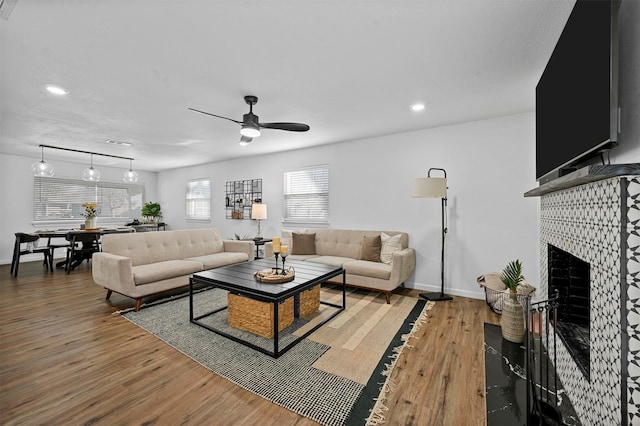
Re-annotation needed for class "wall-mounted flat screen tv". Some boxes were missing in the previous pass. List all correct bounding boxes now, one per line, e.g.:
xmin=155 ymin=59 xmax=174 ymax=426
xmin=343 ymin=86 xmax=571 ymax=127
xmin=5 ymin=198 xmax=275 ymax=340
xmin=536 ymin=0 xmax=619 ymax=183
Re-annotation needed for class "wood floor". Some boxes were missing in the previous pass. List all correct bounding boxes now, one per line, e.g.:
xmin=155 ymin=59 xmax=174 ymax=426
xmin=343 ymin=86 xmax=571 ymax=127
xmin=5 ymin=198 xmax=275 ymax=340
xmin=0 ymin=260 xmax=500 ymax=425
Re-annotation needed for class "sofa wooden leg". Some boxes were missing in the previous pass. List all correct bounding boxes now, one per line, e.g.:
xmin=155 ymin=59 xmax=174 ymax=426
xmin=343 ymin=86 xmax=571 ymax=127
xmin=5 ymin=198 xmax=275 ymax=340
xmin=384 ymin=291 xmax=391 ymax=304
xmin=135 ymin=298 xmax=142 ymax=312
xmin=105 ymin=290 xmax=112 ymax=300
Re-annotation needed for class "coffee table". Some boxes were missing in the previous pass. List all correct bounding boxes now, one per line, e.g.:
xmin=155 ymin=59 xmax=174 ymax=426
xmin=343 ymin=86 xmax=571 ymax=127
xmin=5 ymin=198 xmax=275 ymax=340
xmin=189 ymin=258 xmax=345 ymax=358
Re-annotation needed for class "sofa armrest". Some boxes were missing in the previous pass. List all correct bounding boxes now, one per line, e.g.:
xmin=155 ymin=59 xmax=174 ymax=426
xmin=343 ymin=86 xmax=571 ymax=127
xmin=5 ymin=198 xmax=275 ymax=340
xmin=389 ymin=248 xmax=416 ymax=287
xmin=92 ymin=252 xmax=135 ymax=294
xmin=264 ymin=242 xmax=273 ymax=258
xmin=223 ymin=240 xmax=254 ymax=260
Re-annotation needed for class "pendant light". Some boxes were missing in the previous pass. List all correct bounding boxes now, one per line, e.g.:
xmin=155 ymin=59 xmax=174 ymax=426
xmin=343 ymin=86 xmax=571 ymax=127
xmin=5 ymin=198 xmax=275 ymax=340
xmin=31 ymin=146 xmax=54 ymax=177
xmin=123 ymin=159 xmax=139 ymax=183
xmin=81 ymin=153 xmax=101 ymax=181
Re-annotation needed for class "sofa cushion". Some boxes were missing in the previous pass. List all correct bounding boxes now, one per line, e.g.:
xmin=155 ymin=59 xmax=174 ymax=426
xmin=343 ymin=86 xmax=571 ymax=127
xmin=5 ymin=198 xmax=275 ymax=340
xmin=380 ymin=232 xmax=402 ymax=265
xmin=132 ymin=260 xmax=203 ymax=285
xmin=176 ymin=228 xmax=224 ymax=258
xmin=360 ymin=235 xmax=381 ymax=262
xmin=292 ymin=232 xmax=316 ymax=255
xmin=344 ymin=260 xmax=391 ymax=280
xmin=287 ymin=254 xmax=320 ymax=261
xmin=101 ymin=232 xmax=182 ymax=266
xmin=306 ymin=255 xmax=353 ymax=267
xmin=184 ymin=252 xmax=249 ymax=270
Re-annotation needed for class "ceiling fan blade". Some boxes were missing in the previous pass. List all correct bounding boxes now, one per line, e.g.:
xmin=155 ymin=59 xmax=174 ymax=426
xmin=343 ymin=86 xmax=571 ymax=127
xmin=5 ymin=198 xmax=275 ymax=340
xmin=188 ymin=108 xmax=242 ymax=124
xmin=259 ymin=122 xmax=310 ymax=132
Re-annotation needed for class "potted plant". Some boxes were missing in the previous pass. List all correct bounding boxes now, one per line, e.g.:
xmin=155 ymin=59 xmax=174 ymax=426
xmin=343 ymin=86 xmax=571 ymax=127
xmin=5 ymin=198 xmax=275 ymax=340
xmin=500 ymin=259 xmax=526 ymax=343
xmin=141 ymin=201 xmax=162 ymax=223
xmin=81 ymin=202 xmax=99 ymax=229
xmin=501 ymin=259 xmax=524 ymax=292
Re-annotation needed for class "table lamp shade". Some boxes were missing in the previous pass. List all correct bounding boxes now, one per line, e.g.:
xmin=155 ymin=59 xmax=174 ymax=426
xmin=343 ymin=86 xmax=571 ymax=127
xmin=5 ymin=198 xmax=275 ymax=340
xmin=411 ymin=177 xmax=447 ymax=198
xmin=251 ymin=203 xmax=267 ymax=220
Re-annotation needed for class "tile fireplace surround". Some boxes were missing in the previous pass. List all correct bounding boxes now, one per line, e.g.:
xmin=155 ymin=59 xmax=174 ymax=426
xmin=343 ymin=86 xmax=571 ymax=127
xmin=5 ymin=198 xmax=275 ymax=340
xmin=526 ymin=164 xmax=640 ymax=425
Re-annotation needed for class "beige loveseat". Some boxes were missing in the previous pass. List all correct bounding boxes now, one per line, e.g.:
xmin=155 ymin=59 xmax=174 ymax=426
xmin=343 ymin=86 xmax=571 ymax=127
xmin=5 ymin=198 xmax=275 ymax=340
xmin=92 ymin=228 xmax=253 ymax=311
xmin=265 ymin=229 xmax=415 ymax=303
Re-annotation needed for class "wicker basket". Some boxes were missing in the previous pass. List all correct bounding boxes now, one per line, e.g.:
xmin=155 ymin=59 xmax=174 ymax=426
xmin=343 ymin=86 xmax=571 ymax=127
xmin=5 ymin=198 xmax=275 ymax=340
xmin=298 ymin=285 xmax=320 ymax=317
xmin=482 ymin=287 xmax=530 ymax=315
xmin=227 ymin=293 xmax=294 ymax=338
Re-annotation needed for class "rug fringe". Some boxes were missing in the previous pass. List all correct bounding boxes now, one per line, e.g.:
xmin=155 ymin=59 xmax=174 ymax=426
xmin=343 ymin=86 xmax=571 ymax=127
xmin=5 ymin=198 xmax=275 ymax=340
xmin=365 ymin=300 xmax=434 ymax=425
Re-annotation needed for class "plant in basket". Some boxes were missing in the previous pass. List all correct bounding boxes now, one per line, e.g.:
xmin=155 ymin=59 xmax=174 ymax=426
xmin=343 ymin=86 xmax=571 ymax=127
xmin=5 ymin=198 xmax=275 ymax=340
xmin=500 ymin=259 xmax=526 ymax=343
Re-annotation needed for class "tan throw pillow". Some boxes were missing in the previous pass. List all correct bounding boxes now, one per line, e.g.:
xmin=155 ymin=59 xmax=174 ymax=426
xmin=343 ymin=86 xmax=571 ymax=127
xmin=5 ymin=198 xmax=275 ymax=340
xmin=380 ymin=232 xmax=402 ymax=265
xmin=292 ymin=232 xmax=316 ymax=255
xmin=360 ymin=235 xmax=382 ymax=262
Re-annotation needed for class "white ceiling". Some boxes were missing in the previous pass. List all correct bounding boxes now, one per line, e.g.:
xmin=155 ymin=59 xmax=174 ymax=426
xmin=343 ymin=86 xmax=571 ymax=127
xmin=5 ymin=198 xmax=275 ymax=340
xmin=0 ymin=0 xmax=575 ymax=172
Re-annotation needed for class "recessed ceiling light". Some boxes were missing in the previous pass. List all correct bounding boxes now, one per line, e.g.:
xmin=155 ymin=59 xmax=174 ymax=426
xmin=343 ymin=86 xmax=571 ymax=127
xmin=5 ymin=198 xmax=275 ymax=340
xmin=105 ymin=139 xmax=133 ymax=147
xmin=45 ymin=85 xmax=69 ymax=95
xmin=411 ymin=103 xmax=425 ymax=112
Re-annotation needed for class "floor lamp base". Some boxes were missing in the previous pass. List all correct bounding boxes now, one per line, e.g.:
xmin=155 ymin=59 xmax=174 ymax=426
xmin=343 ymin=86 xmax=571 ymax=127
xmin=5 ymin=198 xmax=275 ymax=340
xmin=419 ymin=291 xmax=453 ymax=302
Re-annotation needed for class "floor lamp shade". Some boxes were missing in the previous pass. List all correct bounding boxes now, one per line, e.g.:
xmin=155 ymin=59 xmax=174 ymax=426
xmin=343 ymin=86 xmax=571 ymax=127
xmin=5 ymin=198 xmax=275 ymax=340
xmin=411 ymin=177 xmax=447 ymax=198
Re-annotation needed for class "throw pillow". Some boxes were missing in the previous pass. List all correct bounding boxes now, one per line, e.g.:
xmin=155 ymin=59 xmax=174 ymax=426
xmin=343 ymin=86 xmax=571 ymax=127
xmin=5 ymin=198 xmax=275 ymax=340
xmin=360 ymin=235 xmax=382 ymax=262
xmin=380 ymin=232 xmax=402 ymax=265
xmin=292 ymin=232 xmax=316 ymax=255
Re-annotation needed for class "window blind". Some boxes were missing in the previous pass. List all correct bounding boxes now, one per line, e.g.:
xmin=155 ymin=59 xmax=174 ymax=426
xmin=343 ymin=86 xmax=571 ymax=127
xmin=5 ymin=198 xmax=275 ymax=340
xmin=186 ymin=178 xmax=211 ymax=220
xmin=283 ymin=164 xmax=329 ymax=223
xmin=34 ymin=177 xmax=144 ymax=222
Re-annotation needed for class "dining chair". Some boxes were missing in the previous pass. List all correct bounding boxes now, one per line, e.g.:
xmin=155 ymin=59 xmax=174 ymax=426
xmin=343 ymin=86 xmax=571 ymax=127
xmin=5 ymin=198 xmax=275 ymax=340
xmin=65 ymin=231 xmax=101 ymax=274
xmin=11 ymin=233 xmax=51 ymax=277
xmin=45 ymin=237 xmax=73 ymax=271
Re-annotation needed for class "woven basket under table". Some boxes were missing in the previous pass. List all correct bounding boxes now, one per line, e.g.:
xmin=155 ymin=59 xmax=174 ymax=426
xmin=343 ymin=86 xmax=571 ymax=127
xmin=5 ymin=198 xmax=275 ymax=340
xmin=227 ymin=293 xmax=294 ymax=339
xmin=298 ymin=285 xmax=320 ymax=317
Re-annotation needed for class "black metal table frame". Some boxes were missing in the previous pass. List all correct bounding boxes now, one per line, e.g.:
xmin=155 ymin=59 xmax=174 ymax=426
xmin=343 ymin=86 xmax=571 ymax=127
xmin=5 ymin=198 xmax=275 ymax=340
xmin=189 ymin=265 xmax=345 ymax=358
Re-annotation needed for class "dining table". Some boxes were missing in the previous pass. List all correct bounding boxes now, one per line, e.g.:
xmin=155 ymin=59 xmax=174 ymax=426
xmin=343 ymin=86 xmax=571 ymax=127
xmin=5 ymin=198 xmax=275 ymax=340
xmin=34 ymin=227 xmax=135 ymax=271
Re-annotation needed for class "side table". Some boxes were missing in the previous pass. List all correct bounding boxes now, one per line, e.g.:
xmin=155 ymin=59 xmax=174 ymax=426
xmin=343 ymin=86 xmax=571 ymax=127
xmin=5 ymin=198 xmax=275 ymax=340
xmin=245 ymin=238 xmax=272 ymax=259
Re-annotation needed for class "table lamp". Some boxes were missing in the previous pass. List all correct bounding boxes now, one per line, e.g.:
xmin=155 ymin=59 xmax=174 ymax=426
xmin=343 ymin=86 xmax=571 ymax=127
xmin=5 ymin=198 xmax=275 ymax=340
xmin=251 ymin=203 xmax=267 ymax=239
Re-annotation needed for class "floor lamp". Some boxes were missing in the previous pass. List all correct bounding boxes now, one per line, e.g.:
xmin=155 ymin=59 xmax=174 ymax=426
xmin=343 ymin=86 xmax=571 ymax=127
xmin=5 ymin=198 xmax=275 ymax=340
xmin=412 ymin=168 xmax=453 ymax=302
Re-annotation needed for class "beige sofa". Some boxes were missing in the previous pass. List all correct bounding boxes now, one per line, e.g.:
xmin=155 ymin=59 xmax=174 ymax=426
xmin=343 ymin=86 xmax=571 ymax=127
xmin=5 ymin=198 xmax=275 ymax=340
xmin=265 ymin=229 xmax=415 ymax=303
xmin=92 ymin=228 xmax=253 ymax=311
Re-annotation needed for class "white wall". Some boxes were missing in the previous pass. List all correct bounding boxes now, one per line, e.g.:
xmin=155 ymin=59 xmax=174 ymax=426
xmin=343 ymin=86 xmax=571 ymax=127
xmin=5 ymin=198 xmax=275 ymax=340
xmin=0 ymin=153 xmax=158 ymax=264
xmin=158 ymin=112 xmax=540 ymax=300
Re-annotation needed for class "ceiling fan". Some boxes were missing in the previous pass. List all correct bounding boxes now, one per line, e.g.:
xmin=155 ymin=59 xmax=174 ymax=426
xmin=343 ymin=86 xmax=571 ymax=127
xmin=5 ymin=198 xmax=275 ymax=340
xmin=189 ymin=95 xmax=310 ymax=144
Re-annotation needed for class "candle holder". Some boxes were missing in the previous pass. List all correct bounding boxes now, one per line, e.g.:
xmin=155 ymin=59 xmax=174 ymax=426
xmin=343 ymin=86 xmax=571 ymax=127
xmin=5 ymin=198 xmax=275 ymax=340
xmin=273 ymin=251 xmax=280 ymax=274
xmin=281 ymin=252 xmax=288 ymax=275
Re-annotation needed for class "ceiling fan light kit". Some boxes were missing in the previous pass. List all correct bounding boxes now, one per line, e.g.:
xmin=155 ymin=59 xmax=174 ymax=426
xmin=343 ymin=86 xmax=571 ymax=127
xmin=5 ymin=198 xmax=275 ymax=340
xmin=239 ymin=136 xmax=253 ymax=146
xmin=240 ymin=124 xmax=260 ymax=138
xmin=189 ymin=95 xmax=310 ymax=143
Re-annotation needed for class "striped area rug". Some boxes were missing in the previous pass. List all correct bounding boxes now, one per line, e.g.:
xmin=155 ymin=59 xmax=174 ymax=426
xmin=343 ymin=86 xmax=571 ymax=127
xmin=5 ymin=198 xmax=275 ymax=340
xmin=122 ymin=286 xmax=432 ymax=426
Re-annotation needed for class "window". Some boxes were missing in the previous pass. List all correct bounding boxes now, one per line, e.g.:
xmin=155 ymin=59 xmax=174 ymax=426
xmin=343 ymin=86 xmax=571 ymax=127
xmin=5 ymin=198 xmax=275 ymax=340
xmin=34 ymin=177 xmax=144 ymax=222
xmin=186 ymin=178 xmax=211 ymax=220
xmin=283 ymin=164 xmax=329 ymax=224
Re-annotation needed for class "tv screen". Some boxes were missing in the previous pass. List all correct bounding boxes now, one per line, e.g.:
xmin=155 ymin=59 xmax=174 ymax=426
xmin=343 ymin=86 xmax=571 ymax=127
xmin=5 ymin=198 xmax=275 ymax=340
xmin=535 ymin=0 xmax=618 ymax=182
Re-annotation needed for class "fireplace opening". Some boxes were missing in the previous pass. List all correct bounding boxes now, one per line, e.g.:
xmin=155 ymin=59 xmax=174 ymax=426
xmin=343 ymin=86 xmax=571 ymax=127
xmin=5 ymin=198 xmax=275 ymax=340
xmin=548 ymin=244 xmax=590 ymax=381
